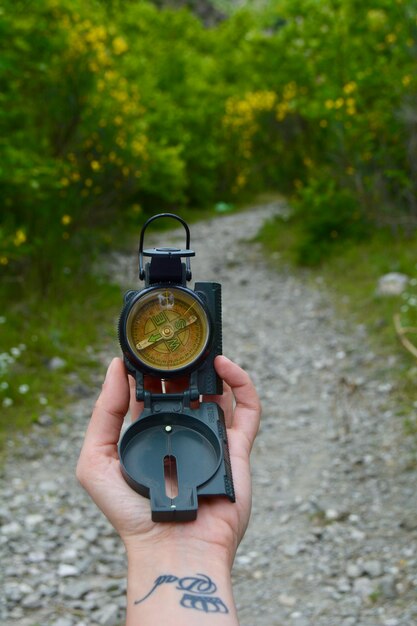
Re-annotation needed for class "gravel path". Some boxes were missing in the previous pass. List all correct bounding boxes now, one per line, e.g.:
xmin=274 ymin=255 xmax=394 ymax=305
xmin=1 ymin=203 xmax=416 ymax=626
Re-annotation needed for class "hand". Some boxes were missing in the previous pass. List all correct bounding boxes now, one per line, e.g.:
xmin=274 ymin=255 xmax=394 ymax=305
xmin=76 ymin=355 xmax=261 ymax=567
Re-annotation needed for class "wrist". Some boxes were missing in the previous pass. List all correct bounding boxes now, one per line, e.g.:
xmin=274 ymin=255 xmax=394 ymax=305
xmin=124 ymin=536 xmax=234 ymax=572
xmin=124 ymin=540 xmax=238 ymax=625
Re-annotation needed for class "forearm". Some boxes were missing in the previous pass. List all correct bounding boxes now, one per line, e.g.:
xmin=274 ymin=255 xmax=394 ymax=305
xmin=125 ymin=544 xmax=239 ymax=626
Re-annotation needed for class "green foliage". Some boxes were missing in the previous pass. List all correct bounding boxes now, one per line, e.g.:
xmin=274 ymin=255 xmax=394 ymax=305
xmin=0 ymin=271 xmax=120 ymax=449
xmin=3 ymin=0 xmax=416 ymax=282
xmin=2 ymin=0 xmax=417 ymax=441
xmin=221 ymin=0 xmax=417 ymax=262
xmin=291 ymin=177 xmax=370 ymax=265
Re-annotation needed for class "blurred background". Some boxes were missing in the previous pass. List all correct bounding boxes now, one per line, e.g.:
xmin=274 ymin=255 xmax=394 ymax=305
xmin=1 ymin=0 xmax=417 ymax=445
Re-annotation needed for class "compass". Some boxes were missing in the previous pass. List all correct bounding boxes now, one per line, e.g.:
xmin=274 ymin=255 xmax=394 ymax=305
xmin=117 ymin=213 xmax=234 ymax=522
xmin=121 ymin=286 xmax=211 ymax=375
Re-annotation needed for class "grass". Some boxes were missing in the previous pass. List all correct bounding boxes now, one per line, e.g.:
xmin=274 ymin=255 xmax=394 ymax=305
xmin=0 ymin=269 xmax=121 ymax=452
xmin=256 ymin=211 xmax=417 ymax=432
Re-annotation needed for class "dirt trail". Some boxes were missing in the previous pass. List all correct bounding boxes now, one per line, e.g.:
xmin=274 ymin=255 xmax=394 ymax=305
xmin=2 ymin=203 xmax=416 ymax=626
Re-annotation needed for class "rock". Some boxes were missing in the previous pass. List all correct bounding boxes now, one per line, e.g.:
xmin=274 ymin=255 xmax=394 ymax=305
xmin=376 ymin=272 xmax=408 ymax=296
xmin=400 ymin=512 xmax=417 ymax=531
xmin=83 ymin=526 xmax=99 ymax=542
xmin=48 ymin=356 xmax=67 ymax=370
xmin=352 ymin=576 xmax=376 ymax=598
xmin=21 ymin=592 xmax=43 ymax=608
xmin=283 ymin=543 xmax=303 ymax=557
xmin=26 ymin=551 xmax=46 ymax=563
xmin=25 ymin=513 xmax=45 ymax=528
xmin=37 ymin=413 xmax=53 ymax=426
xmin=379 ymin=575 xmax=398 ymax=600
xmin=1 ymin=521 xmax=23 ymax=536
xmin=363 ymin=559 xmax=383 ymax=578
xmin=92 ymin=603 xmax=120 ymax=626
xmin=62 ymin=580 xmax=95 ymax=600
xmin=278 ymin=593 xmax=297 ymax=607
xmin=346 ymin=563 xmax=363 ymax=579
xmin=58 ymin=563 xmax=80 ymax=577
xmin=52 ymin=618 xmax=75 ymax=626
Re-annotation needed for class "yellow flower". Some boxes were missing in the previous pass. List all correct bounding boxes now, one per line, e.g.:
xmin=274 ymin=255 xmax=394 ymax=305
xmin=61 ymin=215 xmax=72 ymax=226
xmin=91 ymin=160 xmax=101 ymax=171
xmin=386 ymin=33 xmax=397 ymax=44
xmin=402 ymin=75 xmax=412 ymax=86
xmin=343 ymin=82 xmax=357 ymax=94
xmin=334 ymin=98 xmax=344 ymax=109
xmin=13 ymin=229 xmax=26 ymax=246
xmin=112 ymin=37 xmax=128 ymax=55
xmin=85 ymin=178 xmax=93 ymax=187
xmin=60 ymin=177 xmax=70 ymax=187
xmin=325 ymin=99 xmax=334 ymax=109
xmin=0 ymin=256 xmax=8 ymax=265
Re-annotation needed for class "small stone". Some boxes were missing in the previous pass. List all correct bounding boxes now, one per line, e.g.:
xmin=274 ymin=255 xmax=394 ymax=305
xmin=63 ymin=580 xmax=95 ymax=600
xmin=25 ymin=513 xmax=44 ymax=528
xmin=48 ymin=356 xmax=67 ymax=370
xmin=290 ymin=613 xmax=311 ymax=626
xmin=379 ymin=575 xmax=398 ymax=600
xmin=93 ymin=603 xmax=120 ymax=626
xmin=39 ymin=480 xmax=58 ymax=493
xmin=236 ymin=554 xmax=252 ymax=566
xmin=353 ymin=576 xmax=375 ymax=598
xmin=399 ymin=512 xmax=417 ymax=531
xmin=363 ymin=560 xmax=383 ymax=578
xmin=1 ymin=521 xmax=22 ymax=536
xmin=278 ymin=593 xmax=296 ymax=607
xmin=337 ymin=578 xmax=351 ymax=593
xmin=377 ymin=272 xmax=408 ymax=295
xmin=52 ymin=619 xmax=75 ymax=626
xmin=83 ymin=527 xmax=99 ymax=542
xmin=346 ymin=563 xmax=362 ymax=578
xmin=60 ymin=548 xmax=78 ymax=562
xmin=325 ymin=508 xmax=339 ymax=521
xmin=26 ymin=551 xmax=46 ymax=563
xmin=37 ymin=413 xmax=53 ymax=426
xmin=5 ymin=581 xmax=32 ymax=601
xmin=58 ymin=563 xmax=80 ymax=577
xmin=21 ymin=592 xmax=43 ymax=608
xmin=283 ymin=543 xmax=302 ymax=557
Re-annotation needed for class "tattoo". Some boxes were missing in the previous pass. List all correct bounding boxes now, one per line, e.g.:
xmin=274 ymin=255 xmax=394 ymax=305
xmin=134 ymin=572 xmax=229 ymax=614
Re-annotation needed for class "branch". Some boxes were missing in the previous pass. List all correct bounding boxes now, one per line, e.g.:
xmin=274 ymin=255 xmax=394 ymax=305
xmin=393 ymin=313 xmax=417 ymax=360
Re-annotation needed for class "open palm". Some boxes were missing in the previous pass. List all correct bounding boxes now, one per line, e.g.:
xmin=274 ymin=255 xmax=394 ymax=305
xmin=76 ymin=356 xmax=260 ymax=565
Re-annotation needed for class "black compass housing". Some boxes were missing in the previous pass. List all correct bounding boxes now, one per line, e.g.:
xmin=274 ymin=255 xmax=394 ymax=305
xmin=117 ymin=213 xmax=235 ymax=522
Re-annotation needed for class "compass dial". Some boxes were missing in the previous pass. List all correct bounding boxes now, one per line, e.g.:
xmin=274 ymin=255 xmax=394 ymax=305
xmin=125 ymin=287 xmax=210 ymax=373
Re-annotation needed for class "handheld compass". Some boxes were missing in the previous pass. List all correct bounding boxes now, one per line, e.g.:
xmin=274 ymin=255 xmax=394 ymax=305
xmin=118 ymin=213 xmax=235 ymax=522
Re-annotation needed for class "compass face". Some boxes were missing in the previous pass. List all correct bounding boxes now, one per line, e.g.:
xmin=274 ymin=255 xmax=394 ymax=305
xmin=125 ymin=287 xmax=211 ymax=373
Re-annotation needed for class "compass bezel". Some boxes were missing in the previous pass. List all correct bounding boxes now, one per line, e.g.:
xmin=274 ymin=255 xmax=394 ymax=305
xmin=119 ymin=284 xmax=213 ymax=378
